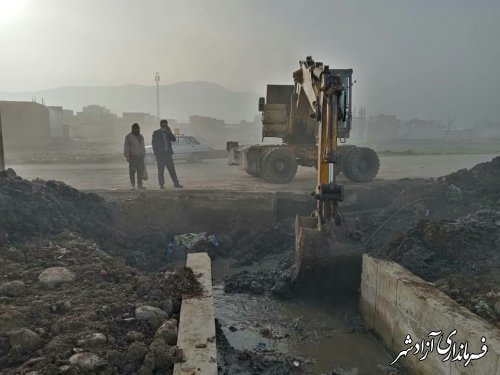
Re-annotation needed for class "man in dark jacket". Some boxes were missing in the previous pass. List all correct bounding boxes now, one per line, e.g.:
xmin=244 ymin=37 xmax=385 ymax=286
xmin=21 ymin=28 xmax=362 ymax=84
xmin=124 ymin=123 xmax=146 ymax=190
xmin=152 ymin=119 xmax=182 ymax=189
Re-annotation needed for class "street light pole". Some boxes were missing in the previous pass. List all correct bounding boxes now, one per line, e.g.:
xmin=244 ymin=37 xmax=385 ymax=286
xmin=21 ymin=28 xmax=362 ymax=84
xmin=155 ymin=72 xmax=161 ymax=120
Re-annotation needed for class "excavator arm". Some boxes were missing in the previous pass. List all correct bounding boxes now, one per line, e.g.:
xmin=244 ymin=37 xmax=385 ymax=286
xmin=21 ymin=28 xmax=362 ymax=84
xmin=292 ymin=56 xmax=353 ymax=226
xmin=291 ymin=57 xmax=363 ymax=296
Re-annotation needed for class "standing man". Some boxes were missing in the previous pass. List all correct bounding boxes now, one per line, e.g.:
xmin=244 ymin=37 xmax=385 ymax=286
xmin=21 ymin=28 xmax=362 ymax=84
xmin=124 ymin=123 xmax=146 ymax=190
xmin=152 ymin=119 xmax=183 ymax=189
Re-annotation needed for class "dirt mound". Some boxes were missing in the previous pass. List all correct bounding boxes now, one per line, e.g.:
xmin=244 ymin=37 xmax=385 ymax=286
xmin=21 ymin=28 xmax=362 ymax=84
xmin=0 ymin=169 xmax=113 ymax=243
xmin=362 ymin=156 xmax=500 ymax=327
xmin=227 ymin=219 xmax=295 ymax=266
xmin=364 ymin=156 xmax=500 ymax=252
xmin=387 ymin=210 xmax=500 ymax=279
xmin=224 ymin=255 xmax=294 ymax=297
xmin=0 ymin=232 xmax=201 ymax=374
xmin=443 ymin=155 xmax=500 ymax=192
xmin=384 ymin=210 xmax=500 ymax=327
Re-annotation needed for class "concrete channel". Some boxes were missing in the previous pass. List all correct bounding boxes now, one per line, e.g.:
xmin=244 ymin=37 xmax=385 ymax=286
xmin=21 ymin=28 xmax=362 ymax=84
xmin=360 ymin=255 xmax=500 ymax=374
xmin=97 ymin=187 xmax=500 ymax=374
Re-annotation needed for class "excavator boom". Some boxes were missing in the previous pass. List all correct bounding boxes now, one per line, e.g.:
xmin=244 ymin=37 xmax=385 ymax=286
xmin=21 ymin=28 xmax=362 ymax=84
xmin=291 ymin=57 xmax=364 ymax=296
xmin=292 ymin=57 xmax=353 ymax=225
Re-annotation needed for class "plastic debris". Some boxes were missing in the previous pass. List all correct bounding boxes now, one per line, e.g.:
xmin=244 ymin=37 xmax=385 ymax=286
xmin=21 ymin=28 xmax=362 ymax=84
xmin=174 ymin=232 xmax=221 ymax=251
xmin=208 ymin=234 xmax=219 ymax=247
xmin=166 ymin=241 xmax=175 ymax=259
xmin=174 ymin=232 xmax=208 ymax=250
xmin=256 ymin=341 xmax=266 ymax=351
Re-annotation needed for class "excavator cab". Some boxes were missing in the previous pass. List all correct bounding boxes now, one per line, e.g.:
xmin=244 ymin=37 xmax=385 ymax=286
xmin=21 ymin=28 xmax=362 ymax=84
xmin=329 ymin=69 xmax=353 ymax=140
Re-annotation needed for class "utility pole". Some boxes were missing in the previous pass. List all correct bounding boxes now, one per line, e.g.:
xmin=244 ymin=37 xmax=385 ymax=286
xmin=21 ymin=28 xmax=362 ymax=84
xmin=0 ymin=110 xmax=5 ymax=171
xmin=155 ymin=72 xmax=161 ymax=120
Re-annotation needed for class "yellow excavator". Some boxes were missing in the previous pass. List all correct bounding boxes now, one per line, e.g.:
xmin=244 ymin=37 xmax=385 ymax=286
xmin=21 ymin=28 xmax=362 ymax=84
xmin=227 ymin=56 xmax=379 ymax=184
xmin=229 ymin=57 xmax=365 ymax=293
xmin=288 ymin=57 xmax=365 ymax=294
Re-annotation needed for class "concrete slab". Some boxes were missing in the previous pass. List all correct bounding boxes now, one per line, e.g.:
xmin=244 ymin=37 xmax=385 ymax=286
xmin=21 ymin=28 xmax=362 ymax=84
xmin=185 ymin=252 xmax=212 ymax=297
xmin=174 ymin=253 xmax=217 ymax=375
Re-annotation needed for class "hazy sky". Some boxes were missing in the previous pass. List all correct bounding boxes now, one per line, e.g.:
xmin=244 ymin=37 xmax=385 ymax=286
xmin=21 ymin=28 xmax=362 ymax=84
xmin=1 ymin=0 xmax=499 ymax=125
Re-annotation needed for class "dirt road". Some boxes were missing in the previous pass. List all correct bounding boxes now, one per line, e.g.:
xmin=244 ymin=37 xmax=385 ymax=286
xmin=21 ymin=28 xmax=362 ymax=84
xmin=10 ymin=153 xmax=499 ymax=192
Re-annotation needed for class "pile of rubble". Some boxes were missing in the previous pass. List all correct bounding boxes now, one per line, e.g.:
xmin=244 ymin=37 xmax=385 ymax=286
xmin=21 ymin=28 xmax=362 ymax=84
xmin=0 ymin=232 xmax=201 ymax=374
xmin=0 ymin=171 xmax=204 ymax=374
xmin=227 ymin=219 xmax=295 ymax=266
xmin=0 ymin=169 xmax=113 ymax=243
xmin=365 ymin=156 xmax=500 ymax=327
xmin=365 ymin=156 xmax=500 ymax=251
xmin=224 ymin=255 xmax=295 ymax=297
xmin=385 ymin=210 xmax=500 ymax=327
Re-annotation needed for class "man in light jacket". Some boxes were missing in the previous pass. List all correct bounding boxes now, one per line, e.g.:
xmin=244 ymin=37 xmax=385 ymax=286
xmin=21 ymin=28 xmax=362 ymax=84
xmin=124 ymin=123 xmax=146 ymax=190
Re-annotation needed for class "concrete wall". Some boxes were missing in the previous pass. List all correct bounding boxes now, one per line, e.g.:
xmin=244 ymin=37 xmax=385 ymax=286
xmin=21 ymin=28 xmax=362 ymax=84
xmin=98 ymin=190 xmax=317 ymax=239
xmin=360 ymin=255 xmax=500 ymax=374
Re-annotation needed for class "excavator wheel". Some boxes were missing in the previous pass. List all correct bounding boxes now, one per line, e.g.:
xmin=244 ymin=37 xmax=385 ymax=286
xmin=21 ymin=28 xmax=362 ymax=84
xmin=342 ymin=147 xmax=380 ymax=183
xmin=260 ymin=147 xmax=298 ymax=184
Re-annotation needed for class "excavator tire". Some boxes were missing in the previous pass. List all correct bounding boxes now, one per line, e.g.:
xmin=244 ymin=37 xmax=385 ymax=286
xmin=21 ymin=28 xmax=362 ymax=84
xmin=342 ymin=147 xmax=380 ymax=183
xmin=260 ymin=147 xmax=298 ymax=184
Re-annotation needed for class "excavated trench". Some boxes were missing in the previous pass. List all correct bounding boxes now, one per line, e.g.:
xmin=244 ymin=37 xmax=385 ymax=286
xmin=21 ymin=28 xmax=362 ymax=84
xmin=110 ymin=185 xmax=500 ymax=374
xmin=104 ymin=190 xmax=398 ymax=374
xmin=3 ymin=158 xmax=500 ymax=374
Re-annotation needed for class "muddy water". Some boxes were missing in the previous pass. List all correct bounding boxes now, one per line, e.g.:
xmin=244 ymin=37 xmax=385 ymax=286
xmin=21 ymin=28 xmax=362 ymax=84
xmin=213 ymin=284 xmax=394 ymax=374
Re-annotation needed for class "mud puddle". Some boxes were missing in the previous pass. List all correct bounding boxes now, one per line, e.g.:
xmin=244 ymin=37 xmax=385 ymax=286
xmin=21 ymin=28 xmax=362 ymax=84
xmin=213 ymin=283 xmax=394 ymax=374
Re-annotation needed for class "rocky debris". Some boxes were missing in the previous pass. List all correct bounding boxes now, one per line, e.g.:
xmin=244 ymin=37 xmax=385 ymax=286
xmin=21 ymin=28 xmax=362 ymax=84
xmin=69 ymin=352 xmax=106 ymax=370
xmin=77 ymin=332 xmax=107 ymax=346
xmin=0 ymin=232 xmax=199 ymax=373
xmin=126 ymin=341 xmax=148 ymax=363
xmin=135 ymin=306 xmax=169 ymax=329
xmin=0 ymin=169 xmax=113 ymax=243
xmin=0 ymin=306 xmax=25 ymax=336
xmin=226 ymin=219 xmax=295 ymax=265
xmin=387 ymin=210 xmax=500 ymax=281
xmin=0 ymin=171 xmax=205 ymax=373
xmin=364 ymin=156 xmax=500 ymax=253
xmin=163 ymin=266 xmax=203 ymax=298
xmin=155 ymin=318 xmax=178 ymax=345
xmin=382 ymin=209 xmax=500 ymax=327
xmin=126 ymin=330 xmax=145 ymax=343
xmin=361 ymin=157 xmax=500 ymax=327
xmin=38 ymin=267 xmax=76 ymax=289
xmin=148 ymin=338 xmax=174 ymax=368
xmin=125 ymin=339 xmax=183 ymax=375
xmin=0 ymin=280 xmax=26 ymax=297
xmin=224 ymin=255 xmax=294 ymax=297
xmin=8 ymin=328 xmax=42 ymax=353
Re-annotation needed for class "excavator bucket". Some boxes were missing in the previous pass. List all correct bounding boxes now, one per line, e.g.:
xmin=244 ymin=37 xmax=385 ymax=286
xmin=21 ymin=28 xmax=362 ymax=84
xmin=292 ymin=215 xmax=364 ymax=298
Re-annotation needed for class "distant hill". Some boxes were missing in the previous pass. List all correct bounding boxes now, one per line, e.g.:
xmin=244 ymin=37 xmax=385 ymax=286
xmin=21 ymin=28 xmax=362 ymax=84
xmin=0 ymin=81 xmax=259 ymax=123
